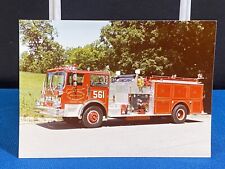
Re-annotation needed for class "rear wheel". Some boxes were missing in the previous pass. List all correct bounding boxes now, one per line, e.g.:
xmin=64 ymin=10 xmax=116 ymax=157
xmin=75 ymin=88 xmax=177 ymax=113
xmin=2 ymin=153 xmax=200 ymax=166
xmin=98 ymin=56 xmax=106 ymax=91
xmin=82 ymin=106 xmax=103 ymax=128
xmin=171 ymin=104 xmax=188 ymax=124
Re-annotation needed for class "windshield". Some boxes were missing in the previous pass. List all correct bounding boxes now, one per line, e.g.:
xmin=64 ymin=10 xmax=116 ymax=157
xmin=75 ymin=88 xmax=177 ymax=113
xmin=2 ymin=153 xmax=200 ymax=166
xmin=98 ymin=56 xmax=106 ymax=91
xmin=45 ymin=72 xmax=65 ymax=90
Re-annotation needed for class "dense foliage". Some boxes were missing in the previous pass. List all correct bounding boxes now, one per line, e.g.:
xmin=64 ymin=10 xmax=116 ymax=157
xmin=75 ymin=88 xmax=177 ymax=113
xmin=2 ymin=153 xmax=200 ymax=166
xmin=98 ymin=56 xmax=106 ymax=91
xmin=19 ymin=20 xmax=65 ymax=73
xmin=65 ymin=41 xmax=108 ymax=71
xmin=101 ymin=21 xmax=216 ymax=78
xmin=19 ymin=20 xmax=216 ymax=78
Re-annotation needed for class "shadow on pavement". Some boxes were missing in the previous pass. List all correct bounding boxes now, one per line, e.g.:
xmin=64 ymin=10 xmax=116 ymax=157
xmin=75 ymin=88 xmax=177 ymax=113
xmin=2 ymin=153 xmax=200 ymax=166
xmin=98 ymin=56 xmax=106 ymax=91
xmin=37 ymin=117 xmax=202 ymax=130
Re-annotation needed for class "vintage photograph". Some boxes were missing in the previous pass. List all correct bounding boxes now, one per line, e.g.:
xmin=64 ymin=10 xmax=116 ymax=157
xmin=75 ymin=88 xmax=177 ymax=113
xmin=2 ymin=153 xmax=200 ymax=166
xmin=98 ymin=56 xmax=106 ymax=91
xmin=19 ymin=20 xmax=216 ymax=157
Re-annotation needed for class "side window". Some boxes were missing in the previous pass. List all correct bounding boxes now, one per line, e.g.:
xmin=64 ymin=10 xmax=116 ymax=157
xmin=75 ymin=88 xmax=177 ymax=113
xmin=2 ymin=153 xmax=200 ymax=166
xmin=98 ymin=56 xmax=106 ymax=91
xmin=68 ymin=73 xmax=73 ymax=85
xmin=76 ymin=74 xmax=84 ymax=86
xmin=91 ymin=75 xmax=109 ymax=87
xmin=51 ymin=72 xmax=65 ymax=90
xmin=67 ymin=73 xmax=84 ymax=86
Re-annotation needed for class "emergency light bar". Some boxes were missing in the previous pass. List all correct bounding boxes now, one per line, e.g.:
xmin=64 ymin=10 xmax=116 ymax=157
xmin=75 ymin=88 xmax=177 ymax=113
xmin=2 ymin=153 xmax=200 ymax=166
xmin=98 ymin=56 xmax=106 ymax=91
xmin=64 ymin=65 xmax=77 ymax=71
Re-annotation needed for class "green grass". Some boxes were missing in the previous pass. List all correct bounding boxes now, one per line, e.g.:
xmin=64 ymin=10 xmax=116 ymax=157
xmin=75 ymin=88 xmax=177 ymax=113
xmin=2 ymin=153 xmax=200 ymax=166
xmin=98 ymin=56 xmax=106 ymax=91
xmin=20 ymin=71 xmax=46 ymax=117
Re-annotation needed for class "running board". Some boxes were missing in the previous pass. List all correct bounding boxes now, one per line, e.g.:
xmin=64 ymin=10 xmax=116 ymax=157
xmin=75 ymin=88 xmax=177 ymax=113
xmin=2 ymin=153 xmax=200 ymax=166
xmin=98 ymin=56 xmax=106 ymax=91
xmin=108 ymin=113 xmax=171 ymax=118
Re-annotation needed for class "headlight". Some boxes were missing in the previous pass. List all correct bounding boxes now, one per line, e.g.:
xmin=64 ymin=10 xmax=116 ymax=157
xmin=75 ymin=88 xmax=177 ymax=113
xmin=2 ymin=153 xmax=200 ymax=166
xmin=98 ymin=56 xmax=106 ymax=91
xmin=58 ymin=91 xmax=63 ymax=96
xmin=46 ymin=96 xmax=52 ymax=101
xmin=53 ymin=97 xmax=61 ymax=108
xmin=36 ymin=101 xmax=40 ymax=106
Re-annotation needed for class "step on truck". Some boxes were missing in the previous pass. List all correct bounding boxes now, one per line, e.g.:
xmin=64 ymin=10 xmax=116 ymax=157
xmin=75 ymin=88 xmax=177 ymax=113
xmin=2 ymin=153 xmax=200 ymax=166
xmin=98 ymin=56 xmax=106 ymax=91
xmin=35 ymin=64 xmax=204 ymax=128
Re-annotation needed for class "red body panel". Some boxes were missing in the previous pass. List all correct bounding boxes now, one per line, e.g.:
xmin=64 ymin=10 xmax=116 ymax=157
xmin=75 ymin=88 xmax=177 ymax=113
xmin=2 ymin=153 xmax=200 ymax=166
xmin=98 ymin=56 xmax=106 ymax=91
xmin=154 ymin=82 xmax=203 ymax=114
xmin=60 ymin=71 xmax=109 ymax=111
xmin=61 ymin=73 xmax=89 ymax=108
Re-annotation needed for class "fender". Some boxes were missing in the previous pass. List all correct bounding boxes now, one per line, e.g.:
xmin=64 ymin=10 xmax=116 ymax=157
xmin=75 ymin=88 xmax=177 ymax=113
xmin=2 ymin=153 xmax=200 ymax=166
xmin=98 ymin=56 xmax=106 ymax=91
xmin=77 ymin=99 xmax=107 ymax=119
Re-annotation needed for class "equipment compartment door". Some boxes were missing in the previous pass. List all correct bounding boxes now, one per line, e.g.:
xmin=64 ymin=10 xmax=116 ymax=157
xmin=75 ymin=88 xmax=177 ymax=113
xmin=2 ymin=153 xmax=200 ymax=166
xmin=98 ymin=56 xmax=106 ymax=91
xmin=154 ymin=83 xmax=172 ymax=114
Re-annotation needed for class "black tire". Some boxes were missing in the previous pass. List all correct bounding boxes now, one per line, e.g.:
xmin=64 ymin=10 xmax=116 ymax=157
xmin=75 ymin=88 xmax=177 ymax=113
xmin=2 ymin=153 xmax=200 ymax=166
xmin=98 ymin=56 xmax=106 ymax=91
xmin=171 ymin=104 xmax=188 ymax=124
xmin=63 ymin=117 xmax=80 ymax=125
xmin=82 ymin=106 xmax=103 ymax=128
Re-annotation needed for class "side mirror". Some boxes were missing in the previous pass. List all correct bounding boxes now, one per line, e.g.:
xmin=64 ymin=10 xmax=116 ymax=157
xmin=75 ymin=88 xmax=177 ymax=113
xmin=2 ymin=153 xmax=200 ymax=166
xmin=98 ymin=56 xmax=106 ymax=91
xmin=73 ymin=81 xmax=77 ymax=86
xmin=73 ymin=74 xmax=77 ymax=80
xmin=73 ymin=74 xmax=77 ymax=86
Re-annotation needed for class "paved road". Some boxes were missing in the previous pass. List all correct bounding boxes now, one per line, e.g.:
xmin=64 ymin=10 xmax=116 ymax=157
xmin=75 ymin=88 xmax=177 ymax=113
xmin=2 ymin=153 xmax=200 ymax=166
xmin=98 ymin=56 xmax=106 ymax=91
xmin=19 ymin=115 xmax=211 ymax=158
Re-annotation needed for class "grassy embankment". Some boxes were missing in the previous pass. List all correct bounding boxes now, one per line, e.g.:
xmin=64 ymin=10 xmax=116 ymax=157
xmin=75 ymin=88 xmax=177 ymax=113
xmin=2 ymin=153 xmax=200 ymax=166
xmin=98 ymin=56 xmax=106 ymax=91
xmin=20 ymin=71 xmax=46 ymax=117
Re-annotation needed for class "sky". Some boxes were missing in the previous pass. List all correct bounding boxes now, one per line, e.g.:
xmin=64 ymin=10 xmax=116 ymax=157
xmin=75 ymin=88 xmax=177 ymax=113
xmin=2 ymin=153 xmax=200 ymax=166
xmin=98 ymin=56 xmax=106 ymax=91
xmin=19 ymin=20 xmax=110 ymax=56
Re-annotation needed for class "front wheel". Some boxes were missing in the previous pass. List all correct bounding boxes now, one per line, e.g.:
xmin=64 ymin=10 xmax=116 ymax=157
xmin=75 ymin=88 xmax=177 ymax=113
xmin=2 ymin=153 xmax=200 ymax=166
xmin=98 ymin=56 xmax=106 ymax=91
xmin=82 ymin=106 xmax=103 ymax=128
xmin=171 ymin=104 xmax=188 ymax=124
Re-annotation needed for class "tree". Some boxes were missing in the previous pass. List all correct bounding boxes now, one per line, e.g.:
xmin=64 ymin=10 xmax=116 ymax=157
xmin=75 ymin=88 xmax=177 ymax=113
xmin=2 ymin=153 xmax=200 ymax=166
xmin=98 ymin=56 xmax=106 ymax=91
xmin=100 ymin=21 xmax=216 ymax=78
xmin=66 ymin=41 xmax=108 ymax=71
xmin=19 ymin=20 xmax=65 ymax=73
xmin=152 ymin=21 xmax=216 ymax=77
xmin=100 ymin=21 xmax=171 ymax=75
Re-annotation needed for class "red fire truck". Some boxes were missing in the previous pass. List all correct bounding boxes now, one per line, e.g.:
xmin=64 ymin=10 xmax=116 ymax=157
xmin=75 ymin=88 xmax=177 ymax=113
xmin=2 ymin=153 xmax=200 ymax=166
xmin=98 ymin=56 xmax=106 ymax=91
xmin=35 ymin=65 xmax=204 ymax=128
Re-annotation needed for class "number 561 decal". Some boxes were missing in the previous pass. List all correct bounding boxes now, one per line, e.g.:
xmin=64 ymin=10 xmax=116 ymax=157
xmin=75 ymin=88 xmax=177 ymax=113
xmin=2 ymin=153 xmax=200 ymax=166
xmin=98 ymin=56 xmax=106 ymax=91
xmin=93 ymin=91 xmax=105 ymax=99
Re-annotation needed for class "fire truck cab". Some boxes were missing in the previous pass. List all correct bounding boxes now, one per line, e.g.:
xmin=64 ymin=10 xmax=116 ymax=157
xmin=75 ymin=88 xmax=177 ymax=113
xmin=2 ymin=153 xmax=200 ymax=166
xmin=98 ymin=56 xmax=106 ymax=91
xmin=36 ymin=65 xmax=204 ymax=128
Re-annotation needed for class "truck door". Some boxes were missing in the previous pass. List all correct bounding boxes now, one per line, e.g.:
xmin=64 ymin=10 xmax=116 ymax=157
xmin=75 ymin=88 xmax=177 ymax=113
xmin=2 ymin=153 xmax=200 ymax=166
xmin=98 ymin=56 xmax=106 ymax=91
xmin=89 ymin=74 xmax=109 ymax=108
xmin=61 ymin=73 xmax=88 ymax=105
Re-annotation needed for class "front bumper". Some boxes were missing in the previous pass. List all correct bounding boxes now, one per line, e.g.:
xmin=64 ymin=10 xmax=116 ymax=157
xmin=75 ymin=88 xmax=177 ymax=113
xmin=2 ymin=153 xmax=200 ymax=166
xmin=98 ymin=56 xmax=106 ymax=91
xmin=35 ymin=98 xmax=83 ymax=118
xmin=35 ymin=105 xmax=64 ymax=117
